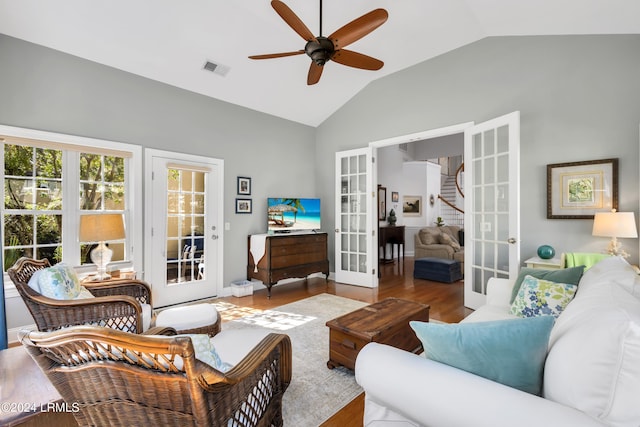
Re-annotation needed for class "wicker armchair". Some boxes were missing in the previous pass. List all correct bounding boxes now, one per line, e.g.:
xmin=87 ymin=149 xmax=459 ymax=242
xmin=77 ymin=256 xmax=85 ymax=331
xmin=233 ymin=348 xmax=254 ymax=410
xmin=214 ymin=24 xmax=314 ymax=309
xmin=7 ymin=257 xmax=164 ymax=334
xmin=19 ymin=326 xmax=292 ymax=427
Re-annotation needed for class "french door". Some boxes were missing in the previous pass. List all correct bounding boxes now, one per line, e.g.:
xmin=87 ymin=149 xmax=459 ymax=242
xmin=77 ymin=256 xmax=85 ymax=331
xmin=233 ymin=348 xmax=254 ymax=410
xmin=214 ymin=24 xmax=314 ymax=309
xmin=464 ymin=112 xmax=520 ymax=309
xmin=334 ymin=148 xmax=377 ymax=287
xmin=144 ymin=149 xmax=223 ymax=307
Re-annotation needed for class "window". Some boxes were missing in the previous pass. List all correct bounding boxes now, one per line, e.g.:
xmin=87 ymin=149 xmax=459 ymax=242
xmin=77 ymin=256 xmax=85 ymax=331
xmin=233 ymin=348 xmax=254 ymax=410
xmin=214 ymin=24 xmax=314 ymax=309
xmin=1 ymin=125 xmax=142 ymax=279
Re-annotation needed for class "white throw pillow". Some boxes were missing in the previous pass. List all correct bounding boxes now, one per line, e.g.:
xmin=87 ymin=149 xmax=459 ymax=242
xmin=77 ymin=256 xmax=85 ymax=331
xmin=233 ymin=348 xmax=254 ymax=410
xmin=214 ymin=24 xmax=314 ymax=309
xmin=544 ymin=280 xmax=640 ymax=426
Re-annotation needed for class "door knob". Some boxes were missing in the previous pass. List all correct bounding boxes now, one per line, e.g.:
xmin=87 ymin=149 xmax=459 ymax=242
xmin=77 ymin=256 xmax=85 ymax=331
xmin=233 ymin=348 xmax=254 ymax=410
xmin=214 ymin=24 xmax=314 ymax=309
xmin=508 ymin=238 xmax=516 ymax=244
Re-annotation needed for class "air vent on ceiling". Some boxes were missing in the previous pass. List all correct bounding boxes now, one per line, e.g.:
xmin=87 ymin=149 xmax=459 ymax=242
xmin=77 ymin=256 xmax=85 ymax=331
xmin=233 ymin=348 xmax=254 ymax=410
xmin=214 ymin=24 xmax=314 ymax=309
xmin=203 ymin=60 xmax=230 ymax=77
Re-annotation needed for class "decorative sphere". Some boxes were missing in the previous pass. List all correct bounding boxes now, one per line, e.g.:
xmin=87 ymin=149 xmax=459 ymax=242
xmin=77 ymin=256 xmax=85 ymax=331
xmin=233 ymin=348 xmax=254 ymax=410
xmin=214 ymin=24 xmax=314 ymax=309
xmin=537 ymin=245 xmax=555 ymax=259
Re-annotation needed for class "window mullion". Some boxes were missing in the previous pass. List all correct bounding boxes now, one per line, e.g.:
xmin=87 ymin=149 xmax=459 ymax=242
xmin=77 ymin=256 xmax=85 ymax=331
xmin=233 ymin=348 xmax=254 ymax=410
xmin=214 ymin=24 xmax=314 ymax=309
xmin=62 ymin=150 xmax=81 ymax=266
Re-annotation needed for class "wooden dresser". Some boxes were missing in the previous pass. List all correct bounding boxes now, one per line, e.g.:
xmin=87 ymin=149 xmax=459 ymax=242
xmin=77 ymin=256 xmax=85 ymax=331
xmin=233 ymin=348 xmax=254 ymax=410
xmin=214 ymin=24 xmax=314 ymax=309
xmin=247 ymin=233 xmax=329 ymax=297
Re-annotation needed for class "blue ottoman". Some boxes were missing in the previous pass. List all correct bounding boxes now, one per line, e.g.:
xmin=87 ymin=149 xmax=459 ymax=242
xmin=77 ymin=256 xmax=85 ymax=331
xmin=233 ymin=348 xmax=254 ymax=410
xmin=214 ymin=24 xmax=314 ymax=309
xmin=414 ymin=257 xmax=462 ymax=283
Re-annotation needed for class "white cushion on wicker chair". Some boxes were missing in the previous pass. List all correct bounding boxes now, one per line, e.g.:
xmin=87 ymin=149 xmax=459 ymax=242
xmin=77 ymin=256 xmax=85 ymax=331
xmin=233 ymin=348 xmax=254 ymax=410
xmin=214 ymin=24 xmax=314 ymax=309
xmin=142 ymin=303 xmax=152 ymax=331
xmin=211 ymin=329 xmax=271 ymax=366
xmin=156 ymin=303 xmax=218 ymax=331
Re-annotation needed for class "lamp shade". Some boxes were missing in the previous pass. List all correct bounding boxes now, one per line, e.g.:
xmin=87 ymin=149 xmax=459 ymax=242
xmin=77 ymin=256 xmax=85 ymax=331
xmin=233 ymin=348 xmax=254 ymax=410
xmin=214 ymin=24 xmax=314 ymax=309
xmin=592 ymin=211 xmax=638 ymax=238
xmin=79 ymin=213 xmax=126 ymax=242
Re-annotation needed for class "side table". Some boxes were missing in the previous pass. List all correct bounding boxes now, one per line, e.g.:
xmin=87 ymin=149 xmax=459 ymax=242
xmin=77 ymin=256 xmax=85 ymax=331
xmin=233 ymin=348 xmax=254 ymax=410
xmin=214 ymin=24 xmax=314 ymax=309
xmin=524 ymin=256 xmax=563 ymax=270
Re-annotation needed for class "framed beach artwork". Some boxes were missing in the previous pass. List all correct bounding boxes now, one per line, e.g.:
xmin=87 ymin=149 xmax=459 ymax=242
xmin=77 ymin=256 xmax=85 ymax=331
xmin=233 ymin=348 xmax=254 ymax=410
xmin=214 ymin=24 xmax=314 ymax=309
xmin=547 ymin=158 xmax=618 ymax=219
xmin=235 ymin=198 xmax=252 ymax=214
xmin=403 ymin=195 xmax=422 ymax=217
xmin=237 ymin=176 xmax=251 ymax=195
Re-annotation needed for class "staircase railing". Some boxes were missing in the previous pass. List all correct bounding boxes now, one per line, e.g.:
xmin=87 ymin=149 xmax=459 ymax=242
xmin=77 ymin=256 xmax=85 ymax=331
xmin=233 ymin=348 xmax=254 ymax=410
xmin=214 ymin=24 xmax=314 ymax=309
xmin=438 ymin=162 xmax=465 ymax=215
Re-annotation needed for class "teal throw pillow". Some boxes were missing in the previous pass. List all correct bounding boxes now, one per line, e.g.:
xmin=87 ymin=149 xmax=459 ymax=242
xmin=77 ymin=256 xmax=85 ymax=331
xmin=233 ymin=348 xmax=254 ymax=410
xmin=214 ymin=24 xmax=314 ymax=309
xmin=38 ymin=263 xmax=82 ymax=300
xmin=410 ymin=316 xmax=555 ymax=395
xmin=509 ymin=266 xmax=584 ymax=304
xmin=510 ymin=275 xmax=577 ymax=318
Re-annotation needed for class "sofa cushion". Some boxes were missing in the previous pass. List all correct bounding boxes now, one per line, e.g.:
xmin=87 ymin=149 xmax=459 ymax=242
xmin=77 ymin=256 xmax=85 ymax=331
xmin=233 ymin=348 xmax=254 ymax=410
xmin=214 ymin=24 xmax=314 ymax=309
xmin=509 ymin=266 xmax=585 ymax=304
xmin=544 ymin=270 xmax=640 ymax=426
xmin=509 ymin=275 xmax=577 ymax=318
xmin=410 ymin=316 xmax=554 ymax=395
xmin=418 ymin=228 xmax=439 ymax=245
xmin=577 ymin=255 xmax=640 ymax=297
xmin=438 ymin=232 xmax=461 ymax=251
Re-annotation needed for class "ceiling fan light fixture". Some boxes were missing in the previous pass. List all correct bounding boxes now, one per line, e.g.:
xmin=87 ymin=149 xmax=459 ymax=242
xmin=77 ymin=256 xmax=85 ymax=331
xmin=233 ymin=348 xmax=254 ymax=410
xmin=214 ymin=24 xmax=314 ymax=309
xmin=304 ymin=37 xmax=335 ymax=66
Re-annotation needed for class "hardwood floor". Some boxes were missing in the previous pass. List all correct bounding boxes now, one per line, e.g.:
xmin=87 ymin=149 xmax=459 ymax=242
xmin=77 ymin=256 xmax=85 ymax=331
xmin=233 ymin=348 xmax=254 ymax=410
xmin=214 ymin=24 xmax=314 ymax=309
xmin=217 ymin=256 xmax=473 ymax=427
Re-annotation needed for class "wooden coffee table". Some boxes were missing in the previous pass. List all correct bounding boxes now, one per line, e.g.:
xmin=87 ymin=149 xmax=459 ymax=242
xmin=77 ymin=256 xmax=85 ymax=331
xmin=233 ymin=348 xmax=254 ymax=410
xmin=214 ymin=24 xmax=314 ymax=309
xmin=326 ymin=297 xmax=430 ymax=370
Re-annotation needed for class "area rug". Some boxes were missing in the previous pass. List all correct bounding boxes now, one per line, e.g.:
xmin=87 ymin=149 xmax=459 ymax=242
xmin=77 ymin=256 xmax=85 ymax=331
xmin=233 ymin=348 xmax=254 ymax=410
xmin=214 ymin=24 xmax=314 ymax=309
xmin=217 ymin=294 xmax=368 ymax=427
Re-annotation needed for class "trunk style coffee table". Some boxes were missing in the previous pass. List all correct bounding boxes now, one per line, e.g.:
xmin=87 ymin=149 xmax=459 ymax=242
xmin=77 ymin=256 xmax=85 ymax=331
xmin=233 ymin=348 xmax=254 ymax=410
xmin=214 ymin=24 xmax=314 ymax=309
xmin=326 ymin=297 xmax=430 ymax=370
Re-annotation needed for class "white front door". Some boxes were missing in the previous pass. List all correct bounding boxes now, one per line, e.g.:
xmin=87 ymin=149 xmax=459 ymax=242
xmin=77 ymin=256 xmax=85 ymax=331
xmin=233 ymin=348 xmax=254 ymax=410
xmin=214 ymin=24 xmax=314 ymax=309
xmin=334 ymin=148 xmax=377 ymax=287
xmin=144 ymin=149 xmax=223 ymax=307
xmin=464 ymin=112 xmax=520 ymax=309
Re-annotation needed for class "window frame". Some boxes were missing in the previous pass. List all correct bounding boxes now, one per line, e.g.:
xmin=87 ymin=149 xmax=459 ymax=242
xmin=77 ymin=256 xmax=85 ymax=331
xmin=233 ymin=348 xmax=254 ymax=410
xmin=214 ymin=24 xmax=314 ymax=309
xmin=1 ymin=124 xmax=143 ymax=291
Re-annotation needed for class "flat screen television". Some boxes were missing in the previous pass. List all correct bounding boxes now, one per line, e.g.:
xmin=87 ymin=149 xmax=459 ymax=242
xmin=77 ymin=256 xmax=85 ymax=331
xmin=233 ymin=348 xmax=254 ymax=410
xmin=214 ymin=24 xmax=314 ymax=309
xmin=267 ymin=198 xmax=321 ymax=233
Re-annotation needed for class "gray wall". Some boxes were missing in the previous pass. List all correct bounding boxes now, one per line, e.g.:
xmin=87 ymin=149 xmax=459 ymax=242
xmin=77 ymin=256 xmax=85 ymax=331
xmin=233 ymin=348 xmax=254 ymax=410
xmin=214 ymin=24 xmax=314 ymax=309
xmin=317 ymin=35 xmax=640 ymax=268
xmin=0 ymin=34 xmax=316 ymax=329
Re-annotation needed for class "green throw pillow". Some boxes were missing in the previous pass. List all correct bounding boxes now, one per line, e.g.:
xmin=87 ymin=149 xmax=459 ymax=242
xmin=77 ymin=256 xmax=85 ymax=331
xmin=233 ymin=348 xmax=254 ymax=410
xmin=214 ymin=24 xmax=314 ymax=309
xmin=509 ymin=266 xmax=584 ymax=304
xmin=410 ymin=316 xmax=555 ymax=395
xmin=510 ymin=275 xmax=577 ymax=318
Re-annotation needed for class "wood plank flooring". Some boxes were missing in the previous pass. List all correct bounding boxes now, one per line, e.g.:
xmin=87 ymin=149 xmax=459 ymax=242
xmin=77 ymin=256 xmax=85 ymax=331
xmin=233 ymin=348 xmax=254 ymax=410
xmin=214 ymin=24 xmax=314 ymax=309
xmin=12 ymin=256 xmax=471 ymax=427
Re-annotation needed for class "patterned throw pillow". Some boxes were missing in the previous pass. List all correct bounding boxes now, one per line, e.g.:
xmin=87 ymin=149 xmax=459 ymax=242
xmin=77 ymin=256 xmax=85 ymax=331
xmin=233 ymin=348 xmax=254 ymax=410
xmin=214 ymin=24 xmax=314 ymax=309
xmin=37 ymin=263 xmax=82 ymax=300
xmin=510 ymin=275 xmax=577 ymax=318
xmin=181 ymin=334 xmax=232 ymax=372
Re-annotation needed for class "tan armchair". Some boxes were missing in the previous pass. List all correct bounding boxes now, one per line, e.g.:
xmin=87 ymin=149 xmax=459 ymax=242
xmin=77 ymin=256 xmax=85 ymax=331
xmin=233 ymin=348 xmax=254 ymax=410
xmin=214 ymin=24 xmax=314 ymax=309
xmin=7 ymin=257 xmax=173 ymax=334
xmin=414 ymin=226 xmax=464 ymax=271
xmin=19 ymin=326 xmax=292 ymax=427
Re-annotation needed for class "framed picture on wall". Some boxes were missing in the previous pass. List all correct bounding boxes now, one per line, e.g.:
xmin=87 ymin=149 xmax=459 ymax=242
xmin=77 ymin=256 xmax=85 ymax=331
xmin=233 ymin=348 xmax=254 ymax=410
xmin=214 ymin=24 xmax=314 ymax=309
xmin=235 ymin=198 xmax=252 ymax=214
xmin=391 ymin=191 xmax=399 ymax=203
xmin=237 ymin=176 xmax=251 ymax=195
xmin=403 ymin=195 xmax=422 ymax=217
xmin=547 ymin=158 xmax=618 ymax=219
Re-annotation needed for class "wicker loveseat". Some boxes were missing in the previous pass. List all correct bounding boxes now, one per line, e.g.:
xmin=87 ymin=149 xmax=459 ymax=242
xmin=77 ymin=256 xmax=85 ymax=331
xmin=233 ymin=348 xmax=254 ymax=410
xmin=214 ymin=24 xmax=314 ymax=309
xmin=20 ymin=325 xmax=292 ymax=427
xmin=414 ymin=226 xmax=464 ymax=272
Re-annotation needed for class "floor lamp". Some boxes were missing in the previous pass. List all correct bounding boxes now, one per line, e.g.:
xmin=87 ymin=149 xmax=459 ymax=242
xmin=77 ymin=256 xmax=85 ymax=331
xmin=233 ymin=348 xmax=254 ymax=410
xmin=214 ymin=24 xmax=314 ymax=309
xmin=79 ymin=213 xmax=126 ymax=280
xmin=592 ymin=210 xmax=638 ymax=258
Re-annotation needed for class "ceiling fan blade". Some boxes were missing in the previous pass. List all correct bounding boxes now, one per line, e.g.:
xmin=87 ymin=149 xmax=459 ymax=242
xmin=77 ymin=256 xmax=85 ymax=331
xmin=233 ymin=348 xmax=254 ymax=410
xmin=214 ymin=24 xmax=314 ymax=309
xmin=332 ymin=49 xmax=383 ymax=70
xmin=249 ymin=51 xmax=305 ymax=60
xmin=329 ymin=8 xmax=388 ymax=49
xmin=307 ymin=62 xmax=323 ymax=85
xmin=271 ymin=0 xmax=317 ymax=42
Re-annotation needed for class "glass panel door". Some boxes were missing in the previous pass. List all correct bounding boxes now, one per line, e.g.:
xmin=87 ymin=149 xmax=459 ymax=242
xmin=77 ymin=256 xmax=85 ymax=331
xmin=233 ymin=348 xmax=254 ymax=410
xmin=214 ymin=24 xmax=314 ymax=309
xmin=334 ymin=147 xmax=375 ymax=287
xmin=146 ymin=151 xmax=223 ymax=307
xmin=464 ymin=112 xmax=520 ymax=309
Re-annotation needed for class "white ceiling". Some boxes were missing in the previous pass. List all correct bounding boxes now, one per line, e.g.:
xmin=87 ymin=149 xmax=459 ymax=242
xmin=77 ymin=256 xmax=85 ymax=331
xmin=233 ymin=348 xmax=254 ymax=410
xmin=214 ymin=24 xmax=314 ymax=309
xmin=1 ymin=0 xmax=639 ymax=127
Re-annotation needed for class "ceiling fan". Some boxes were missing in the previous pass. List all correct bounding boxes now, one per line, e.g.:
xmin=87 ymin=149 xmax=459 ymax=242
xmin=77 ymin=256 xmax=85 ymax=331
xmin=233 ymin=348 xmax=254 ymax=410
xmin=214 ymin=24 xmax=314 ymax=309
xmin=249 ymin=0 xmax=388 ymax=85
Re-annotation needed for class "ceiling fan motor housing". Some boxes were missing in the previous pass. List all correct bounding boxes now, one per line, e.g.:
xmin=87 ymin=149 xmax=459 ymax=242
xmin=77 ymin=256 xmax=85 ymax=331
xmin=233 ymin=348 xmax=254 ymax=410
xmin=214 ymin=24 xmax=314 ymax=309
xmin=305 ymin=37 xmax=335 ymax=66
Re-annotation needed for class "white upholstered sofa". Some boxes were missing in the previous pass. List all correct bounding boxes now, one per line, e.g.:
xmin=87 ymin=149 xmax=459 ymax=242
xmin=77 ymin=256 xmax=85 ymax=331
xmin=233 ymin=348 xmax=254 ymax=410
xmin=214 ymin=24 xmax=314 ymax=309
xmin=355 ymin=256 xmax=640 ymax=427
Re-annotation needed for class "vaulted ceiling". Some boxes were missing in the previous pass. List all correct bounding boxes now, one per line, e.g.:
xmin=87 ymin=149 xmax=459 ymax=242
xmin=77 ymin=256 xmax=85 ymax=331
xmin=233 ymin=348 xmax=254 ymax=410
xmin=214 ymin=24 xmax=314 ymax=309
xmin=1 ymin=0 xmax=639 ymax=127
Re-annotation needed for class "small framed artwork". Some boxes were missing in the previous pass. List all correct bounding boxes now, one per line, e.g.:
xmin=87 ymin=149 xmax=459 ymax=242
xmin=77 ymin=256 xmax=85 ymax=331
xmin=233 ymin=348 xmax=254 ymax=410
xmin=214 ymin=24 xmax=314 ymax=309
xmin=403 ymin=195 xmax=422 ymax=217
xmin=378 ymin=185 xmax=387 ymax=221
xmin=547 ymin=158 xmax=618 ymax=219
xmin=237 ymin=176 xmax=251 ymax=195
xmin=235 ymin=198 xmax=252 ymax=214
xmin=391 ymin=191 xmax=399 ymax=203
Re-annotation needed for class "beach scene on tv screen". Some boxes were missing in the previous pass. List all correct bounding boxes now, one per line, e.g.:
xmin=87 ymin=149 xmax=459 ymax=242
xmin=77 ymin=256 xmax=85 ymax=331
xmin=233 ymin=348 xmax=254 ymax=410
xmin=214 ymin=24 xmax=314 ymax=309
xmin=268 ymin=198 xmax=321 ymax=232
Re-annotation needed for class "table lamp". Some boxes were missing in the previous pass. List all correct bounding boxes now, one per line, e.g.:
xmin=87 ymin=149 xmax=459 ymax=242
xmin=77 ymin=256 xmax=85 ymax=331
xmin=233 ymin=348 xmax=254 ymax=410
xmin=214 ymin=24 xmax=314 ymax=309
xmin=592 ymin=210 xmax=638 ymax=258
xmin=79 ymin=213 xmax=125 ymax=280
